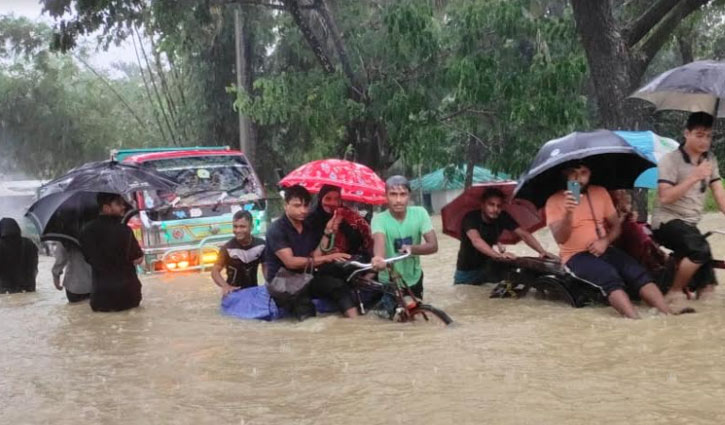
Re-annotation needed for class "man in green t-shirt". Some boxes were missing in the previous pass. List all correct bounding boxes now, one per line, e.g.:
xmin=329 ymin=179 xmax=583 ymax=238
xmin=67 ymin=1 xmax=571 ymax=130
xmin=371 ymin=175 xmax=438 ymax=298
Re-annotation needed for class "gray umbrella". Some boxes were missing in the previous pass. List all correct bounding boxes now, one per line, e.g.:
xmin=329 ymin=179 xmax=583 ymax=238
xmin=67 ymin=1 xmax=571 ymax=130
xmin=514 ymin=130 xmax=655 ymax=208
xmin=630 ymin=60 xmax=725 ymax=117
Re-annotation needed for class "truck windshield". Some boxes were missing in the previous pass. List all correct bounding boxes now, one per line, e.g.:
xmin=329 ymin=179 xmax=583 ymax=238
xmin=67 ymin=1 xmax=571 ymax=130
xmin=141 ymin=155 xmax=263 ymax=206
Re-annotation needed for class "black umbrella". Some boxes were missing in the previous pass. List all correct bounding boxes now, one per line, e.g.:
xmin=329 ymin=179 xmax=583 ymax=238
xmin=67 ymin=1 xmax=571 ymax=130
xmin=26 ymin=191 xmax=99 ymax=245
xmin=39 ymin=160 xmax=178 ymax=197
xmin=630 ymin=60 xmax=725 ymax=117
xmin=26 ymin=161 xmax=177 ymax=245
xmin=514 ymin=130 xmax=656 ymax=208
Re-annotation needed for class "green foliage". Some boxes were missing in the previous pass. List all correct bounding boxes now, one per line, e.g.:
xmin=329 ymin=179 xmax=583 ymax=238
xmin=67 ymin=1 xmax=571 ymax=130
xmin=233 ymin=0 xmax=589 ymax=178
xmin=19 ymin=0 xmax=725 ymax=185
xmin=0 ymin=15 xmax=164 ymax=178
xmin=441 ymin=0 xmax=589 ymax=174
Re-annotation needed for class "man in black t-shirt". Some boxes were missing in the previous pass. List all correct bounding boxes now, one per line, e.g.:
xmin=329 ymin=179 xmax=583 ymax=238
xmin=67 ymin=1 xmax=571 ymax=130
xmin=212 ymin=210 xmax=265 ymax=296
xmin=264 ymin=185 xmax=357 ymax=320
xmin=80 ymin=193 xmax=144 ymax=312
xmin=453 ymin=188 xmax=556 ymax=285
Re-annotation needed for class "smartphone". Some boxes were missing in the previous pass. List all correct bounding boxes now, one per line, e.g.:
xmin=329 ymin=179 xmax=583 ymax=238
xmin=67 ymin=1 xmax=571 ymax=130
xmin=567 ymin=180 xmax=581 ymax=204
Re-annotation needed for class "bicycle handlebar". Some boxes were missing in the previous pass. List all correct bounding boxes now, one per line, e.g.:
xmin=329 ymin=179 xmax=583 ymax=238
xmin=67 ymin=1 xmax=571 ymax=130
xmin=346 ymin=252 xmax=411 ymax=270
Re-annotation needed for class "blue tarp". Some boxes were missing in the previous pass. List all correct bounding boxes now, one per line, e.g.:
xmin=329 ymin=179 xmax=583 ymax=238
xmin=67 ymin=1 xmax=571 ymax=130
xmin=220 ymin=285 xmax=345 ymax=321
xmin=615 ymin=131 xmax=679 ymax=189
xmin=221 ymin=285 xmax=285 ymax=321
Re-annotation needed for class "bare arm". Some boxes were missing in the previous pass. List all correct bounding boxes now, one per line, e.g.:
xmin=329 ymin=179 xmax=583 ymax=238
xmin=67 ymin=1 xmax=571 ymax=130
xmin=51 ymin=245 xmax=68 ymax=290
xmin=659 ymin=160 xmax=712 ymax=204
xmin=372 ymin=233 xmax=386 ymax=259
xmin=711 ymin=181 xmax=725 ymax=214
xmin=276 ymin=247 xmax=348 ymax=271
xmin=371 ymin=232 xmax=387 ymax=270
xmin=466 ymin=228 xmax=503 ymax=259
xmin=548 ymin=191 xmax=578 ymax=244
xmin=549 ymin=214 xmax=574 ymax=245
xmin=211 ymin=264 xmax=229 ymax=287
xmin=658 ymin=179 xmax=699 ymax=204
xmin=409 ymin=230 xmax=438 ymax=255
xmin=211 ymin=264 xmax=235 ymax=295
xmin=603 ymin=213 xmax=621 ymax=244
xmin=513 ymin=228 xmax=549 ymax=256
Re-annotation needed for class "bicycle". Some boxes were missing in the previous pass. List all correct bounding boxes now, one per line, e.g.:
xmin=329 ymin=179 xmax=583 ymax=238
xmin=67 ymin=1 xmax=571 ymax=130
xmin=342 ymin=253 xmax=453 ymax=326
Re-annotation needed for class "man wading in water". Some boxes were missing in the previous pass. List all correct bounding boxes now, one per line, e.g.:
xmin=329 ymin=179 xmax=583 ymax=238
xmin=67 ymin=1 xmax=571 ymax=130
xmin=371 ymin=176 xmax=438 ymax=299
xmin=212 ymin=210 xmax=266 ymax=296
xmin=80 ymin=193 xmax=144 ymax=312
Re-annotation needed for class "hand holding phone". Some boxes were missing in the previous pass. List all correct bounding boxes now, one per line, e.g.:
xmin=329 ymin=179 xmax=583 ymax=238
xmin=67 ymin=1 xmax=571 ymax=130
xmin=567 ymin=180 xmax=581 ymax=204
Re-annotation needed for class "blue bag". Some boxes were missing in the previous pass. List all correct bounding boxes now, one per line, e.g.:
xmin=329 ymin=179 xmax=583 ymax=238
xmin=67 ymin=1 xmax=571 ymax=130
xmin=220 ymin=285 xmax=287 ymax=321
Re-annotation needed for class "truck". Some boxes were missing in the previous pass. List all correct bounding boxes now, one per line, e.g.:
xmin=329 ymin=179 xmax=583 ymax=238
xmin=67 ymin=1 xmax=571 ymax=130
xmin=112 ymin=146 xmax=267 ymax=273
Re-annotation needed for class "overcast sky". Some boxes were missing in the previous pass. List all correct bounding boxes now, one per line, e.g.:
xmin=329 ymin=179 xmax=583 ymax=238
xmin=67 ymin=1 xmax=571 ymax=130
xmin=1 ymin=0 xmax=138 ymax=70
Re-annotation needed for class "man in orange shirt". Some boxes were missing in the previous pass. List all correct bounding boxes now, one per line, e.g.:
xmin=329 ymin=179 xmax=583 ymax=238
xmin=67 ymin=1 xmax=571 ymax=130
xmin=545 ymin=161 xmax=674 ymax=318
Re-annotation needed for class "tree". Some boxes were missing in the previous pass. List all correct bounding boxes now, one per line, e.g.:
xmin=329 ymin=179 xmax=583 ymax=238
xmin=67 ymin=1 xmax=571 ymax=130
xmin=569 ymin=0 xmax=720 ymax=129
xmin=0 ymin=15 xmax=164 ymax=178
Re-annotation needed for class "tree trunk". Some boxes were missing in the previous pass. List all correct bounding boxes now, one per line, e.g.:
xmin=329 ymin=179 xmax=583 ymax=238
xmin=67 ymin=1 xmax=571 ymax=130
xmin=464 ymin=136 xmax=476 ymax=189
xmin=235 ymin=6 xmax=254 ymax=162
xmin=571 ymin=0 xmax=710 ymax=129
xmin=570 ymin=0 xmax=634 ymax=129
xmin=677 ymin=32 xmax=695 ymax=64
xmin=282 ymin=0 xmax=391 ymax=171
xmin=284 ymin=0 xmax=335 ymax=73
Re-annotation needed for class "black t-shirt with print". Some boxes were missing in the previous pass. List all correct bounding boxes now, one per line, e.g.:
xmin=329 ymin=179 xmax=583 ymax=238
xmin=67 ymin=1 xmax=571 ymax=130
xmin=456 ymin=210 xmax=518 ymax=271
xmin=216 ymin=236 xmax=266 ymax=289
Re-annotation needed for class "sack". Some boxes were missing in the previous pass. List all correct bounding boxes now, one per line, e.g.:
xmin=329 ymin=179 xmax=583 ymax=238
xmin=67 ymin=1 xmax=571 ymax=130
xmin=267 ymin=258 xmax=314 ymax=303
xmin=220 ymin=286 xmax=285 ymax=321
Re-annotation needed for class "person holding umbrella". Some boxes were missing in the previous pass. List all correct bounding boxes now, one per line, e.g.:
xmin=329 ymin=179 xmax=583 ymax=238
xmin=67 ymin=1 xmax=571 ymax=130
xmin=80 ymin=193 xmax=144 ymax=312
xmin=546 ymin=161 xmax=676 ymax=318
xmin=453 ymin=188 xmax=557 ymax=285
xmin=651 ymin=112 xmax=724 ymax=302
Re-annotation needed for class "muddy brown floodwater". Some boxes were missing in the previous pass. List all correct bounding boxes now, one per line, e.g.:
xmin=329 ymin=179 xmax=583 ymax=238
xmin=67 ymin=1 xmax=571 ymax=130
xmin=2 ymin=215 xmax=725 ymax=425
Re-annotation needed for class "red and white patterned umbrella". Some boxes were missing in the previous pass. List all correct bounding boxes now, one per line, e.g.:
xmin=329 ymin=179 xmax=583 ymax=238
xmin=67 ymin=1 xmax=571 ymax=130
xmin=279 ymin=159 xmax=386 ymax=205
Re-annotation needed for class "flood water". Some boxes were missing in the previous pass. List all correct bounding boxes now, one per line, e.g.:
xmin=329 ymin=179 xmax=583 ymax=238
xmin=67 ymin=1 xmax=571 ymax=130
xmin=2 ymin=215 xmax=725 ymax=424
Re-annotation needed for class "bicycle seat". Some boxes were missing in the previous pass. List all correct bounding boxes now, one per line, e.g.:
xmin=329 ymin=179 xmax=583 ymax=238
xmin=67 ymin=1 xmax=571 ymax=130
xmin=511 ymin=256 xmax=566 ymax=276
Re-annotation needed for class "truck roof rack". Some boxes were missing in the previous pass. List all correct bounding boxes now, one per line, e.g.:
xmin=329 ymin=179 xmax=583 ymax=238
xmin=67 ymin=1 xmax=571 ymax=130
xmin=111 ymin=146 xmax=231 ymax=161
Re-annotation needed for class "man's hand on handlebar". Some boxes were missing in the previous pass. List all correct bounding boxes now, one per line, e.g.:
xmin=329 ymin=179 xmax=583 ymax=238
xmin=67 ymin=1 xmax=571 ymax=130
xmin=500 ymin=252 xmax=516 ymax=260
xmin=540 ymin=251 xmax=560 ymax=261
xmin=371 ymin=256 xmax=386 ymax=271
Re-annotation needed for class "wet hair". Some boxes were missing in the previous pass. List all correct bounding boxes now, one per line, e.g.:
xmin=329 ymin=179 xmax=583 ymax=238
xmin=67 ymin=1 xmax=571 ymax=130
xmin=481 ymin=188 xmax=506 ymax=202
xmin=686 ymin=112 xmax=714 ymax=130
xmin=560 ymin=159 xmax=587 ymax=174
xmin=284 ymin=184 xmax=312 ymax=205
xmin=233 ymin=210 xmax=253 ymax=223
xmin=385 ymin=175 xmax=411 ymax=193
xmin=96 ymin=192 xmax=125 ymax=209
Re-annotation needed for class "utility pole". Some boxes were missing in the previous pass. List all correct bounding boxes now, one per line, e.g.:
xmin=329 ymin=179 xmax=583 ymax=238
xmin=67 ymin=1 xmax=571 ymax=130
xmin=234 ymin=5 xmax=254 ymax=163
